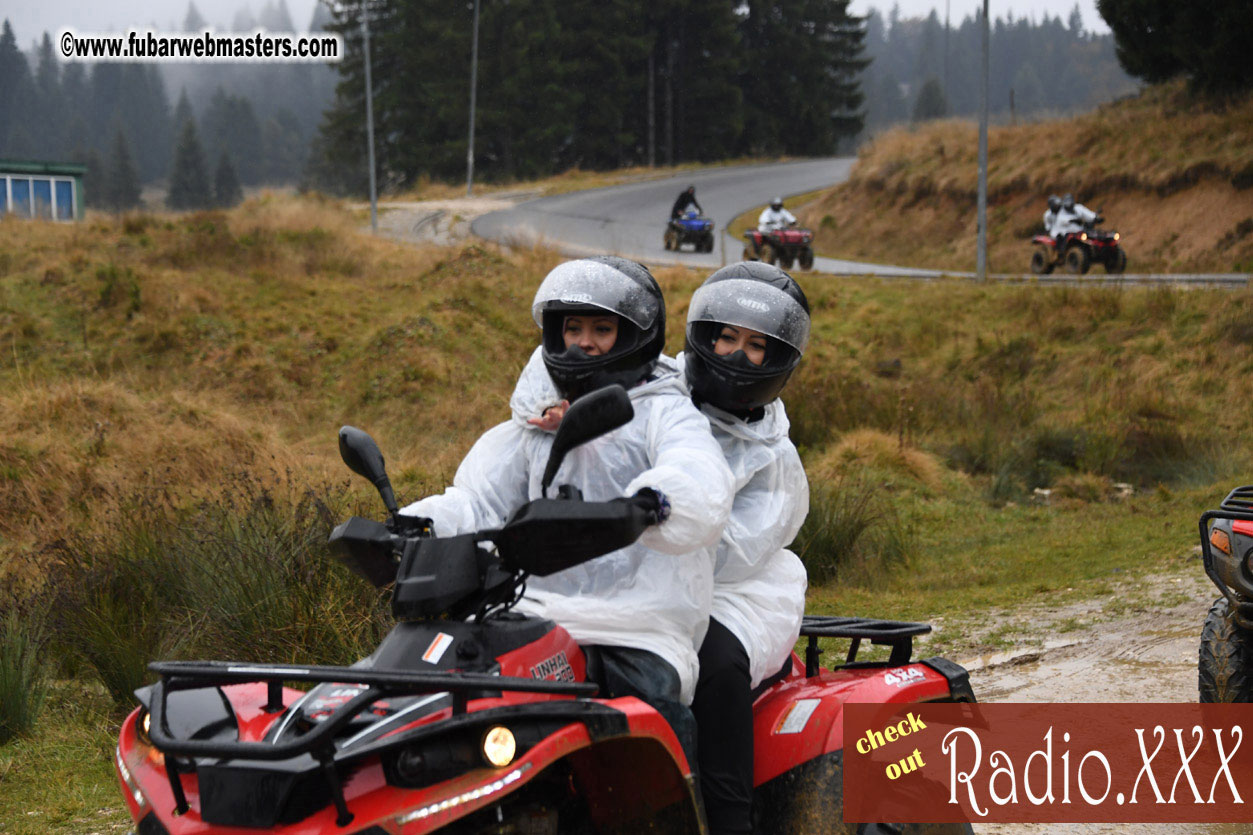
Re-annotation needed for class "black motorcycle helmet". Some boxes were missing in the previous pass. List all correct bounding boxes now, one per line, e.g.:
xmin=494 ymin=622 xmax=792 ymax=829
xmin=684 ymin=261 xmax=810 ymax=415
xmin=770 ymin=197 xmax=784 ymax=211
xmin=531 ymin=256 xmax=666 ymax=400
xmin=1047 ymin=194 xmax=1061 ymax=213
xmin=1062 ymin=193 xmax=1075 ymax=211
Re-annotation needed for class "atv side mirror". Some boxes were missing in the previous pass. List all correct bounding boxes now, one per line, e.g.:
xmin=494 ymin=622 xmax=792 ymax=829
xmin=338 ymin=425 xmax=399 ymax=517
xmin=541 ymin=385 xmax=634 ymax=497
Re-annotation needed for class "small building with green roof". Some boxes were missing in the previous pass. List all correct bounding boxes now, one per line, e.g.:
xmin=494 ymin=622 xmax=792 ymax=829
xmin=1 ymin=159 xmax=86 ymax=221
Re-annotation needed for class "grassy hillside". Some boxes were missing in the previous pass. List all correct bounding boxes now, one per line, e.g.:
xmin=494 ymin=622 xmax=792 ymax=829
xmin=799 ymin=82 xmax=1253 ymax=273
xmin=3 ymin=193 xmax=1253 ymax=831
xmin=4 ymin=193 xmax=1253 ymax=604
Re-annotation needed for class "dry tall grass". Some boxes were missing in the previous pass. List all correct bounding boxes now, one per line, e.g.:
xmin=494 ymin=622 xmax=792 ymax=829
xmin=3 ymin=191 xmax=1252 ymax=600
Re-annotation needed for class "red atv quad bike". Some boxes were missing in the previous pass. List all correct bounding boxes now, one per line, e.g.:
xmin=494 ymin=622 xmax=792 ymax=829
xmin=1030 ymin=216 xmax=1126 ymax=276
xmin=743 ymin=226 xmax=816 ymax=271
xmin=115 ymin=387 xmax=975 ymax=835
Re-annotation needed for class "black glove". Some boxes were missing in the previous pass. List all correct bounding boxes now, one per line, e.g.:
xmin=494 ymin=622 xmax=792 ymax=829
xmin=611 ymin=488 xmax=671 ymax=526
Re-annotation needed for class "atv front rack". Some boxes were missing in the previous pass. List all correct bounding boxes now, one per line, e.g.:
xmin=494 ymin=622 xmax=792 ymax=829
xmin=144 ymin=660 xmax=599 ymax=824
xmin=799 ymin=616 xmax=932 ymax=676
xmin=1201 ymin=485 xmax=1253 ymax=629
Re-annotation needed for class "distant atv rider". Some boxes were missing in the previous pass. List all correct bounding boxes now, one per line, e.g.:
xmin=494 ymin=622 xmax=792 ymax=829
xmin=1042 ymin=194 xmax=1062 ymax=236
xmin=757 ymin=197 xmax=796 ymax=232
xmin=1047 ymin=193 xmax=1098 ymax=240
xmin=671 ymin=185 xmax=703 ymax=220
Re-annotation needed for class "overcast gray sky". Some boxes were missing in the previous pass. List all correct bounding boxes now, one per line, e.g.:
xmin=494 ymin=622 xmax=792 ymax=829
xmin=2 ymin=0 xmax=1108 ymax=51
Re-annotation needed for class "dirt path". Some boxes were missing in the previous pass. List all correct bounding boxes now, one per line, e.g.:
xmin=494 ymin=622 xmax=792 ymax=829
xmin=945 ymin=566 xmax=1248 ymax=834
xmin=354 ymin=194 xmax=532 ymax=247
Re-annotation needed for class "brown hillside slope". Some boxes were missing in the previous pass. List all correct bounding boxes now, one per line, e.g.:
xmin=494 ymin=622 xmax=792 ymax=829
xmin=801 ymin=82 xmax=1253 ymax=274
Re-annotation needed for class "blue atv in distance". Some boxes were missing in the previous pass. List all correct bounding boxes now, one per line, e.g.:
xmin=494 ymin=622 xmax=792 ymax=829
xmin=664 ymin=208 xmax=715 ymax=253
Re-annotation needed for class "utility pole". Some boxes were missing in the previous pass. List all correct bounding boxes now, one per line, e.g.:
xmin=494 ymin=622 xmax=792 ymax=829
xmin=976 ymin=0 xmax=989 ymax=281
xmin=362 ymin=4 xmax=377 ymax=234
xmin=466 ymin=0 xmax=480 ymax=196
xmin=665 ymin=34 xmax=674 ymax=166
xmin=647 ymin=50 xmax=655 ymax=168
xmin=944 ymin=0 xmax=950 ymax=98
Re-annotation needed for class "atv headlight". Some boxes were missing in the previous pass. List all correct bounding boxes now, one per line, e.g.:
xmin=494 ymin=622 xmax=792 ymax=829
xmin=481 ymin=726 xmax=516 ymax=768
xmin=1113 ymin=232 xmax=1120 ymax=241
xmin=1080 ymin=232 xmax=1088 ymax=241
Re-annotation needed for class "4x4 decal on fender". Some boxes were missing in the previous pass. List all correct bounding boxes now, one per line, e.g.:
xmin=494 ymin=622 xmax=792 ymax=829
xmin=883 ymin=667 xmax=926 ymax=687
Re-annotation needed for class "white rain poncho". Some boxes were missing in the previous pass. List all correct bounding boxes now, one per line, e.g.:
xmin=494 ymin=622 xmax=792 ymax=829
xmin=676 ymin=352 xmax=808 ymax=687
xmin=402 ymin=348 xmax=733 ymax=704
xmin=511 ymin=347 xmax=809 ymax=688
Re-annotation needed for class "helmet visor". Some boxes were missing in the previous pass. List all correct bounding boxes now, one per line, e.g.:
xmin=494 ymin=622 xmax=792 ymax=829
xmin=687 ymin=277 xmax=810 ymax=353
xmin=531 ymin=260 xmax=660 ymax=330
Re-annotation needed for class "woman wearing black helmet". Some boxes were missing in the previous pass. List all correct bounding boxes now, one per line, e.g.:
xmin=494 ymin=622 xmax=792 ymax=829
xmin=681 ymin=261 xmax=811 ymax=835
xmin=405 ymin=256 xmax=734 ymax=759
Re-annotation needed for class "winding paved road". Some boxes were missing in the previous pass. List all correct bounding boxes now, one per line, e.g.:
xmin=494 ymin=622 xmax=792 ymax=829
xmin=471 ymin=159 xmax=1249 ymax=284
xmin=473 ymin=158 xmax=939 ymax=277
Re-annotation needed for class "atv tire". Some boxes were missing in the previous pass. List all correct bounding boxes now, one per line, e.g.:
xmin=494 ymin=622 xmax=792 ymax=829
xmin=798 ymin=247 xmax=815 ymax=270
xmin=1104 ymin=246 xmax=1127 ymax=274
xmin=760 ymin=243 xmax=778 ymax=266
xmin=1199 ymin=596 xmax=1253 ymax=702
xmin=1063 ymin=245 xmax=1090 ymax=274
xmin=742 ymin=245 xmax=757 ymax=261
xmin=1029 ymin=248 xmax=1054 ymax=275
xmin=701 ymin=234 xmax=714 ymax=253
xmin=779 ymin=251 xmax=795 ymax=269
xmin=664 ymin=230 xmax=676 ymax=251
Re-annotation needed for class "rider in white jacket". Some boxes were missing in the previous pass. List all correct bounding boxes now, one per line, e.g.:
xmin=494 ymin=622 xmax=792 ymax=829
xmin=680 ymin=262 xmax=809 ymax=835
xmin=510 ymin=261 xmax=810 ymax=835
xmin=757 ymin=197 xmax=797 ymax=232
xmin=402 ymin=258 xmax=733 ymax=727
xmin=1049 ymin=193 xmax=1098 ymax=239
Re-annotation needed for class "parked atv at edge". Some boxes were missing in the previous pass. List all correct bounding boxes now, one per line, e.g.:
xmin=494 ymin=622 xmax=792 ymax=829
xmin=1029 ymin=214 xmax=1126 ymax=276
xmin=1198 ymin=485 xmax=1253 ymax=702
xmin=665 ymin=209 xmax=716 ymax=253
xmin=743 ymin=225 xmax=815 ymax=270
xmin=114 ymin=386 xmax=975 ymax=834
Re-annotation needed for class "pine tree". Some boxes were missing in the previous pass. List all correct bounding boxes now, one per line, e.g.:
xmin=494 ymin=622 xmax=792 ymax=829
xmin=912 ymin=77 xmax=949 ymax=121
xmin=167 ymin=119 xmax=212 ymax=210
xmin=106 ymin=129 xmax=142 ymax=212
xmin=738 ymin=0 xmax=868 ymax=155
xmin=213 ymin=152 xmax=243 ymax=208
xmin=33 ymin=33 xmax=65 ymax=158
xmin=173 ymin=89 xmax=194 ymax=134
xmin=0 ymin=20 xmax=35 ymax=156
xmin=202 ymin=88 xmax=263 ymax=184
xmin=184 ymin=2 xmax=208 ymax=32
xmin=1098 ymin=0 xmax=1252 ymax=93
xmin=75 ymin=146 xmax=105 ymax=209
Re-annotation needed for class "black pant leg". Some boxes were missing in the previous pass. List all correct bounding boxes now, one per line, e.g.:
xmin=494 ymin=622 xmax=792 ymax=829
xmin=692 ymin=618 xmax=753 ymax=835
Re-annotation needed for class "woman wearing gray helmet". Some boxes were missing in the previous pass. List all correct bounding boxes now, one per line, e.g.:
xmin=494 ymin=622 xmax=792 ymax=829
xmin=405 ymin=256 xmax=734 ymax=760
xmin=509 ymin=260 xmax=810 ymax=832
xmin=680 ymin=261 xmax=810 ymax=835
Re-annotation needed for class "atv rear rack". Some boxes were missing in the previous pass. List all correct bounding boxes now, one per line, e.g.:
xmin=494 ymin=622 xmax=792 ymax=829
xmin=799 ymin=616 xmax=932 ymax=676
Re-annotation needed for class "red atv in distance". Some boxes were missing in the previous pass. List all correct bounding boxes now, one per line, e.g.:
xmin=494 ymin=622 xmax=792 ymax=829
xmin=1030 ymin=214 xmax=1127 ymax=275
xmin=115 ymin=386 xmax=974 ymax=835
xmin=743 ymin=225 xmax=816 ymax=270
